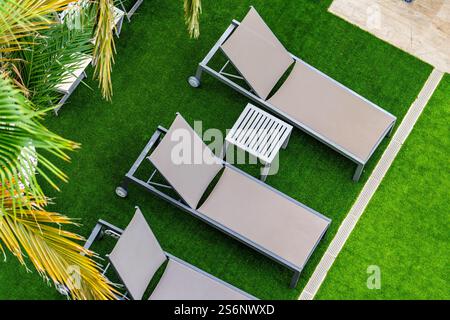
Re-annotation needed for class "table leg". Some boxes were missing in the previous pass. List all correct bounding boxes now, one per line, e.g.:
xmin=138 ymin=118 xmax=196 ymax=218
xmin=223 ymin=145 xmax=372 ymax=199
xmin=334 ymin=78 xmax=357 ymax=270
xmin=282 ymin=130 xmax=292 ymax=149
xmin=261 ymin=162 xmax=271 ymax=182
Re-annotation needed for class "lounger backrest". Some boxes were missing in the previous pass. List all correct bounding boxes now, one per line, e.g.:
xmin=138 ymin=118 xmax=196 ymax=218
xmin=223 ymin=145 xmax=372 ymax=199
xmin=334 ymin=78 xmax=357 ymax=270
xmin=221 ymin=7 xmax=293 ymax=100
xmin=149 ymin=114 xmax=223 ymax=209
xmin=109 ymin=208 xmax=167 ymax=300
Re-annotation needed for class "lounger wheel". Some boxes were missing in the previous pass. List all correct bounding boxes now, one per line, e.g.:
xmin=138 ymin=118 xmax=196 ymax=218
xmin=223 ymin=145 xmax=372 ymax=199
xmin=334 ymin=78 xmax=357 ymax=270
xmin=115 ymin=186 xmax=128 ymax=198
xmin=188 ymin=76 xmax=200 ymax=88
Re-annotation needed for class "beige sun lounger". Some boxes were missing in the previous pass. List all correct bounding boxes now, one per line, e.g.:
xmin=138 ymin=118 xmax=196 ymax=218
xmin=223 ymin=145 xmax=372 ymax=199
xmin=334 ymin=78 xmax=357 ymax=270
xmin=116 ymin=114 xmax=331 ymax=288
xmin=188 ymin=7 xmax=397 ymax=181
xmin=85 ymin=207 xmax=256 ymax=300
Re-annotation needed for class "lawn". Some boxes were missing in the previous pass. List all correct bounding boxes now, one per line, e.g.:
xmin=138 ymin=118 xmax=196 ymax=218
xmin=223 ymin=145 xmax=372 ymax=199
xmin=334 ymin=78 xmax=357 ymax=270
xmin=316 ymin=75 xmax=450 ymax=300
xmin=0 ymin=0 xmax=432 ymax=299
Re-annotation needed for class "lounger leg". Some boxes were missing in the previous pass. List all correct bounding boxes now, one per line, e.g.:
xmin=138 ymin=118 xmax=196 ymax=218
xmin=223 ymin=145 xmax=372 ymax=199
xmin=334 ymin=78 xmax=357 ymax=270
xmin=353 ymin=163 xmax=364 ymax=182
xmin=188 ymin=65 xmax=203 ymax=88
xmin=290 ymin=271 xmax=301 ymax=289
xmin=55 ymin=93 xmax=69 ymax=115
xmin=54 ymin=105 xmax=61 ymax=116
xmin=195 ymin=64 xmax=203 ymax=81
xmin=84 ymin=223 xmax=104 ymax=250
xmin=126 ymin=0 xmax=143 ymax=21
xmin=119 ymin=1 xmax=130 ymax=22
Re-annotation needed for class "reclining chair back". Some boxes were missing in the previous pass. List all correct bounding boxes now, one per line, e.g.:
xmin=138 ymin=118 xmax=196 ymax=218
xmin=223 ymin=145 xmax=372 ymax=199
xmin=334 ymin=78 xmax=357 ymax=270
xmin=148 ymin=114 xmax=223 ymax=209
xmin=109 ymin=208 xmax=166 ymax=300
xmin=221 ymin=7 xmax=294 ymax=100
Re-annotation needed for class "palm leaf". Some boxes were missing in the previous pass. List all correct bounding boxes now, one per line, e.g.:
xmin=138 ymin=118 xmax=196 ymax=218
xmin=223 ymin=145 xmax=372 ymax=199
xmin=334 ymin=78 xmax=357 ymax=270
xmin=0 ymin=76 xmax=79 ymax=208
xmin=0 ymin=0 xmax=74 ymax=55
xmin=184 ymin=0 xmax=202 ymax=38
xmin=15 ymin=15 xmax=95 ymax=106
xmin=92 ymin=0 xmax=115 ymax=100
xmin=0 ymin=189 xmax=120 ymax=299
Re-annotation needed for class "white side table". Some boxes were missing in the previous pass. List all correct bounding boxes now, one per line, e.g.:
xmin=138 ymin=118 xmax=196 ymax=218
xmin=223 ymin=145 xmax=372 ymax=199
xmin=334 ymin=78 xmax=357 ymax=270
xmin=224 ymin=103 xmax=293 ymax=181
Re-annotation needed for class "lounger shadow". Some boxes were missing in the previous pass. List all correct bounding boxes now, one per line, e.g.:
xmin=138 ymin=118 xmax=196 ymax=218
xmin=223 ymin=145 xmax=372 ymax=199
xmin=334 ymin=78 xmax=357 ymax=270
xmin=116 ymin=113 xmax=331 ymax=288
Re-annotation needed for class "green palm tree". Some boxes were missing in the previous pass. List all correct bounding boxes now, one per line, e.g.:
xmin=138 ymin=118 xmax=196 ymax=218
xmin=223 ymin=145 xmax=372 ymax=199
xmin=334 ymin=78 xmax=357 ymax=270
xmin=0 ymin=0 xmax=201 ymax=299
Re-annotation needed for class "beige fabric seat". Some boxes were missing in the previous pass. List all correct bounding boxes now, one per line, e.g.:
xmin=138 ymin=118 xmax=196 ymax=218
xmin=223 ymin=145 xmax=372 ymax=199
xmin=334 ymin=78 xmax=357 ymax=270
xmin=198 ymin=167 xmax=329 ymax=268
xmin=220 ymin=7 xmax=396 ymax=164
xmin=268 ymin=61 xmax=395 ymax=161
xmin=109 ymin=208 xmax=255 ymax=300
xmin=149 ymin=258 xmax=252 ymax=300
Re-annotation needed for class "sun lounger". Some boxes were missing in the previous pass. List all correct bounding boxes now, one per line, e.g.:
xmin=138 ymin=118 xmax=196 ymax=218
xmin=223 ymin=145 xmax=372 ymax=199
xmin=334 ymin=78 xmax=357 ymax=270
xmin=115 ymin=114 xmax=331 ymax=288
xmin=188 ymin=7 xmax=397 ymax=181
xmin=84 ymin=207 xmax=256 ymax=300
xmin=54 ymin=2 xmax=125 ymax=114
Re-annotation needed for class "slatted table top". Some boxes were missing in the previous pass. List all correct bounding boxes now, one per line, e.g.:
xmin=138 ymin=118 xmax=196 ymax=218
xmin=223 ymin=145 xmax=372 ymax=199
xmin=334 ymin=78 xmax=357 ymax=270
xmin=226 ymin=103 xmax=293 ymax=164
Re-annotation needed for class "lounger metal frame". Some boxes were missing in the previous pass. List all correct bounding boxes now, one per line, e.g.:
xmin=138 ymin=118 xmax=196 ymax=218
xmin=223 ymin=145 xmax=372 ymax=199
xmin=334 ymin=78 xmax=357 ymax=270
xmin=84 ymin=213 xmax=257 ymax=300
xmin=55 ymin=69 xmax=88 ymax=115
xmin=189 ymin=19 xmax=397 ymax=182
xmin=117 ymin=0 xmax=143 ymax=21
xmin=116 ymin=126 xmax=331 ymax=288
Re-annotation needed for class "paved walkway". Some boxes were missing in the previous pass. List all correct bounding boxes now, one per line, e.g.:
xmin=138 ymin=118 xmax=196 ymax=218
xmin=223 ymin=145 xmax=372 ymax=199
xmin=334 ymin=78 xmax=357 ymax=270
xmin=299 ymin=68 xmax=444 ymax=300
xmin=329 ymin=0 xmax=450 ymax=73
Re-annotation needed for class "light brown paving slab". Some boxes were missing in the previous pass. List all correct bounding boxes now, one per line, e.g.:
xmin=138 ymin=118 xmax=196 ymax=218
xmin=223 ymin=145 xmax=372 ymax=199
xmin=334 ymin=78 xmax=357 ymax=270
xmin=329 ymin=0 xmax=450 ymax=72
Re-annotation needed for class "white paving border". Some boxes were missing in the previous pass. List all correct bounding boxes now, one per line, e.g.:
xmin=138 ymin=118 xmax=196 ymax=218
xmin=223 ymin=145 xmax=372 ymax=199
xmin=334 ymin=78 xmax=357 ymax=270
xmin=299 ymin=69 xmax=444 ymax=300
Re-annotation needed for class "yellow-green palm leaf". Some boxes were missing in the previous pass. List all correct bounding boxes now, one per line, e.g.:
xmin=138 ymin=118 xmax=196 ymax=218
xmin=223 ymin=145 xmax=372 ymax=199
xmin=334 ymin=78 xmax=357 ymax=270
xmin=0 ymin=190 xmax=119 ymax=299
xmin=184 ymin=0 xmax=202 ymax=38
xmin=0 ymin=0 xmax=73 ymax=56
xmin=0 ymin=76 xmax=78 ymax=207
xmin=92 ymin=0 xmax=115 ymax=101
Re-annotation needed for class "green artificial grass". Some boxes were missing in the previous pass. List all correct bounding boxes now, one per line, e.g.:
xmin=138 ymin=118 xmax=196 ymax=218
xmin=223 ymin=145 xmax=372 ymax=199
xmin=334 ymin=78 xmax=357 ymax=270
xmin=0 ymin=0 xmax=433 ymax=299
xmin=316 ymin=74 xmax=450 ymax=300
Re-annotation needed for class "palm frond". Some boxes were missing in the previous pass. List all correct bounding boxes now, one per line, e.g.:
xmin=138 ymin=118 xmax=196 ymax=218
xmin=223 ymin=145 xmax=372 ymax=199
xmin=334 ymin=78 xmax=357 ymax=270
xmin=0 ymin=76 xmax=79 ymax=208
xmin=0 ymin=0 xmax=74 ymax=55
xmin=0 ymin=189 xmax=119 ymax=299
xmin=184 ymin=0 xmax=202 ymax=39
xmin=92 ymin=0 xmax=115 ymax=101
xmin=14 ymin=16 xmax=94 ymax=106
